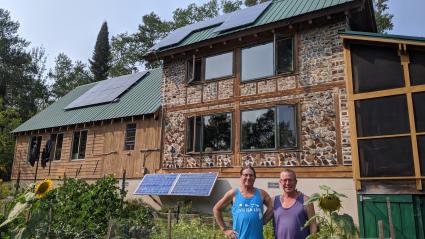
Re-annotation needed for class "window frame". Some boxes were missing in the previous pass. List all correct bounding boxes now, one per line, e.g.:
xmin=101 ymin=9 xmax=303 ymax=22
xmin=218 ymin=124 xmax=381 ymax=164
xmin=240 ymin=104 xmax=298 ymax=152
xmin=186 ymin=112 xmax=233 ymax=154
xmin=186 ymin=50 xmax=235 ymax=84
xmin=27 ymin=135 xmax=42 ymax=163
xmin=124 ymin=123 xmax=137 ymax=151
xmin=240 ymin=34 xmax=296 ymax=83
xmin=70 ymin=129 xmax=88 ymax=160
xmin=49 ymin=133 xmax=64 ymax=161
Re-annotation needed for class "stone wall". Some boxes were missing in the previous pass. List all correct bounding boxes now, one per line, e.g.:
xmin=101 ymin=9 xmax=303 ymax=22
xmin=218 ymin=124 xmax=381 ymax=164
xmin=161 ymin=20 xmax=351 ymax=169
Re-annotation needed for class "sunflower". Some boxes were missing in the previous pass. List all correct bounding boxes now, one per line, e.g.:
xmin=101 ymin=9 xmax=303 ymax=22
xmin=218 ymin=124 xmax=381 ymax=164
xmin=34 ymin=179 xmax=53 ymax=199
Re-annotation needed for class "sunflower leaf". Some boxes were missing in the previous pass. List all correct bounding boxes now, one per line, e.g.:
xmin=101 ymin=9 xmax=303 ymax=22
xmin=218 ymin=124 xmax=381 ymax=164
xmin=0 ymin=201 xmax=29 ymax=228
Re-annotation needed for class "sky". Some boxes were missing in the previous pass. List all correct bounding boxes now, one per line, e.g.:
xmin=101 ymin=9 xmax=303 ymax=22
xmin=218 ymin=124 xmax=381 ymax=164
xmin=1 ymin=0 xmax=425 ymax=73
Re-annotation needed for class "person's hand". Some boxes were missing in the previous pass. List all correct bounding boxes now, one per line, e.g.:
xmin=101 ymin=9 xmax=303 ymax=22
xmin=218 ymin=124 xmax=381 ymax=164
xmin=223 ymin=229 xmax=238 ymax=239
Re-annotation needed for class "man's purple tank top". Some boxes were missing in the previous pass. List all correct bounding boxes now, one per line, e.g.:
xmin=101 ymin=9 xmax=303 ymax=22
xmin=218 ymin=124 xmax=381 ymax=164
xmin=273 ymin=194 xmax=310 ymax=239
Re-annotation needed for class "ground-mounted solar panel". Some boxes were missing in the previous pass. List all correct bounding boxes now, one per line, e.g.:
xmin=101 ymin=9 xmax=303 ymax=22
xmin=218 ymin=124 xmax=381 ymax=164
xmin=213 ymin=1 xmax=271 ymax=33
xmin=171 ymin=173 xmax=218 ymax=196
xmin=134 ymin=173 xmax=178 ymax=195
xmin=133 ymin=173 xmax=218 ymax=196
xmin=64 ymin=71 xmax=148 ymax=110
xmin=151 ymin=13 xmax=231 ymax=50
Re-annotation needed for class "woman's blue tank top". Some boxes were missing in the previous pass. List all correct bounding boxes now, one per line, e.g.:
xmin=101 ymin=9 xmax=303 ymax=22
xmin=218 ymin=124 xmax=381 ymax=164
xmin=232 ymin=188 xmax=264 ymax=239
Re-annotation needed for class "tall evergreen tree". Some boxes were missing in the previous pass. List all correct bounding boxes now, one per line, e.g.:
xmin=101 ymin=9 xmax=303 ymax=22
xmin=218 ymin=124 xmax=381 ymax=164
xmin=89 ymin=21 xmax=111 ymax=81
xmin=373 ymin=0 xmax=394 ymax=33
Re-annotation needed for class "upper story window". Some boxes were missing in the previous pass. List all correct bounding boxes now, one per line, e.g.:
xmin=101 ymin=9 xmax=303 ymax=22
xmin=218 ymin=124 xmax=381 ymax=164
xmin=205 ymin=52 xmax=233 ymax=80
xmin=241 ymin=35 xmax=295 ymax=82
xmin=49 ymin=133 xmax=64 ymax=161
xmin=187 ymin=112 xmax=232 ymax=153
xmin=71 ymin=130 xmax=88 ymax=160
xmin=124 ymin=123 xmax=137 ymax=150
xmin=28 ymin=136 xmax=42 ymax=166
xmin=241 ymin=105 xmax=297 ymax=150
xmin=187 ymin=51 xmax=234 ymax=83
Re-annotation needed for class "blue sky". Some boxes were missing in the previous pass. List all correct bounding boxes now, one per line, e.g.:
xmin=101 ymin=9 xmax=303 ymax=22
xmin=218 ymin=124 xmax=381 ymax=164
xmin=2 ymin=0 xmax=425 ymax=71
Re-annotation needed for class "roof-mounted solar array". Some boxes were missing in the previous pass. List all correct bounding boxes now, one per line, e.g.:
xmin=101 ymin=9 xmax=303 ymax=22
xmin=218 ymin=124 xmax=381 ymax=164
xmin=151 ymin=1 xmax=271 ymax=50
xmin=134 ymin=173 xmax=218 ymax=196
xmin=64 ymin=71 xmax=148 ymax=110
xmin=213 ymin=1 xmax=271 ymax=33
xmin=151 ymin=14 xmax=230 ymax=50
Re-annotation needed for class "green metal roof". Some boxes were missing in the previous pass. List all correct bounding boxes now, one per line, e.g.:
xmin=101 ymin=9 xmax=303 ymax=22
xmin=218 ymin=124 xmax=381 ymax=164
xmin=158 ymin=0 xmax=355 ymax=51
xmin=13 ymin=68 xmax=162 ymax=133
xmin=340 ymin=31 xmax=425 ymax=43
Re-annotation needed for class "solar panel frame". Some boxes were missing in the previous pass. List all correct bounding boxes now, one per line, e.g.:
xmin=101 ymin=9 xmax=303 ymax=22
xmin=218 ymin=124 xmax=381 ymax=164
xmin=213 ymin=1 xmax=272 ymax=33
xmin=133 ymin=173 xmax=218 ymax=197
xmin=170 ymin=173 xmax=218 ymax=197
xmin=64 ymin=71 xmax=148 ymax=110
xmin=134 ymin=173 xmax=178 ymax=195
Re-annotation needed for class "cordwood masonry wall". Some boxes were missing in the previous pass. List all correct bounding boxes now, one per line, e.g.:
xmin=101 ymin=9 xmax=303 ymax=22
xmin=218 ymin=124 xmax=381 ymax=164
xmin=161 ymin=20 xmax=352 ymax=170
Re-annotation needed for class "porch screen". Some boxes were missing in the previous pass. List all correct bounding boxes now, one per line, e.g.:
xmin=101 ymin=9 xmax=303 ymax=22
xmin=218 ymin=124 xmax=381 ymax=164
xmin=351 ymin=44 xmax=404 ymax=93
xmin=409 ymin=49 xmax=425 ymax=86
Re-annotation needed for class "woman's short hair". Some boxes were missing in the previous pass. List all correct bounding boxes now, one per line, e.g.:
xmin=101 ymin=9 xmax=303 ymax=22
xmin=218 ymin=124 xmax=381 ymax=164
xmin=240 ymin=165 xmax=256 ymax=178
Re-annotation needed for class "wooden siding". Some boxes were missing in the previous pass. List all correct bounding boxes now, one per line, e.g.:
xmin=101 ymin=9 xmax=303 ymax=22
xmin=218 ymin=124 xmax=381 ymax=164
xmin=11 ymin=115 xmax=161 ymax=181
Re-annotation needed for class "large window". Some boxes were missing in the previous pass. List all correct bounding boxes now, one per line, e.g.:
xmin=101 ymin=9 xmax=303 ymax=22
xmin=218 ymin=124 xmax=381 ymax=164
xmin=124 ymin=123 xmax=136 ymax=150
xmin=49 ymin=133 xmax=64 ymax=161
xmin=241 ymin=105 xmax=297 ymax=150
xmin=241 ymin=35 xmax=295 ymax=82
xmin=28 ymin=136 xmax=42 ymax=166
xmin=186 ymin=113 xmax=232 ymax=153
xmin=205 ymin=52 xmax=233 ymax=80
xmin=71 ymin=130 xmax=88 ymax=160
xmin=187 ymin=51 xmax=233 ymax=83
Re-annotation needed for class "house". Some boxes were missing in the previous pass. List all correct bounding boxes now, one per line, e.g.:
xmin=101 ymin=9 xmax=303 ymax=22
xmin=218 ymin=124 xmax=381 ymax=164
xmin=341 ymin=31 xmax=425 ymax=238
xmin=11 ymin=0 xmax=377 ymax=222
xmin=143 ymin=0 xmax=375 ymax=221
xmin=11 ymin=69 xmax=162 ymax=181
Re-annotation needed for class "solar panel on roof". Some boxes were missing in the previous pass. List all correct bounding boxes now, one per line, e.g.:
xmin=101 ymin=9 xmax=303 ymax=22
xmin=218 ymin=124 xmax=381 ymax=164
xmin=64 ymin=71 xmax=148 ymax=110
xmin=213 ymin=1 xmax=271 ymax=33
xmin=134 ymin=174 xmax=178 ymax=195
xmin=171 ymin=173 xmax=218 ymax=196
xmin=133 ymin=173 xmax=218 ymax=196
xmin=151 ymin=12 xmax=232 ymax=50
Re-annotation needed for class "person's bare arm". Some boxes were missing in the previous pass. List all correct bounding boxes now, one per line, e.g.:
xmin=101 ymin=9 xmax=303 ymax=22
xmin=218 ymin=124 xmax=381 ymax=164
xmin=213 ymin=189 xmax=237 ymax=239
xmin=304 ymin=195 xmax=318 ymax=234
xmin=261 ymin=190 xmax=273 ymax=225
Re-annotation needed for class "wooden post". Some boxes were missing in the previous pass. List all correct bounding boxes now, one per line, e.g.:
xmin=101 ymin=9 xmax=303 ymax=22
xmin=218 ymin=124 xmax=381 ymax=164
xmin=386 ymin=198 xmax=395 ymax=239
xmin=121 ymin=169 xmax=126 ymax=210
xmin=106 ymin=217 xmax=113 ymax=239
xmin=167 ymin=209 xmax=172 ymax=239
xmin=378 ymin=220 xmax=384 ymax=239
xmin=34 ymin=159 xmax=39 ymax=183
xmin=15 ymin=170 xmax=21 ymax=194
xmin=48 ymin=200 xmax=53 ymax=239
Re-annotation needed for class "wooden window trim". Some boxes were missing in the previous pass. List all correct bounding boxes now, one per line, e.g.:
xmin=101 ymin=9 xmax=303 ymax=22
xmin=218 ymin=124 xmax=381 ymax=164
xmin=124 ymin=123 xmax=137 ymax=151
xmin=70 ymin=129 xmax=88 ymax=160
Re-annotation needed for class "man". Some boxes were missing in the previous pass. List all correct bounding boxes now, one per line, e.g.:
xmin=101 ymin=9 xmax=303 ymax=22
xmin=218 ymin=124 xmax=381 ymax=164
xmin=213 ymin=166 xmax=273 ymax=239
xmin=273 ymin=169 xmax=317 ymax=239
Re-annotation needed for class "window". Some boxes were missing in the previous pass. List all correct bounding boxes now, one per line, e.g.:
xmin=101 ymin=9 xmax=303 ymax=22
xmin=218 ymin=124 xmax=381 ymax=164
xmin=241 ymin=35 xmax=295 ymax=82
xmin=124 ymin=123 xmax=137 ymax=150
xmin=205 ymin=52 xmax=233 ymax=80
xmin=241 ymin=105 xmax=297 ymax=150
xmin=241 ymin=42 xmax=274 ymax=81
xmin=187 ymin=57 xmax=202 ymax=83
xmin=409 ymin=49 xmax=425 ymax=86
xmin=186 ymin=113 xmax=232 ymax=153
xmin=187 ymin=51 xmax=233 ymax=83
xmin=71 ymin=130 xmax=88 ymax=160
xmin=49 ymin=133 xmax=64 ymax=161
xmin=28 ymin=136 xmax=42 ymax=165
xmin=276 ymin=36 xmax=294 ymax=74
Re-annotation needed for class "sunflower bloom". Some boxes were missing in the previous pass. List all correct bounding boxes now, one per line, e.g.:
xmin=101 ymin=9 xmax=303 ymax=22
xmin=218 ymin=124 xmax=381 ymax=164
xmin=34 ymin=179 xmax=53 ymax=199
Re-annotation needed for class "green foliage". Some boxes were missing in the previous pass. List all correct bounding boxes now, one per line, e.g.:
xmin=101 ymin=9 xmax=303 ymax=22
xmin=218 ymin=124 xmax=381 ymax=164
xmin=263 ymin=221 xmax=275 ymax=239
xmin=304 ymin=185 xmax=358 ymax=239
xmin=90 ymin=21 xmax=111 ymax=81
xmin=151 ymin=218 xmax=225 ymax=239
xmin=373 ymin=0 xmax=394 ymax=33
xmin=49 ymin=53 xmax=92 ymax=99
xmin=222 ymin=0 xmax=242 ymax=13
